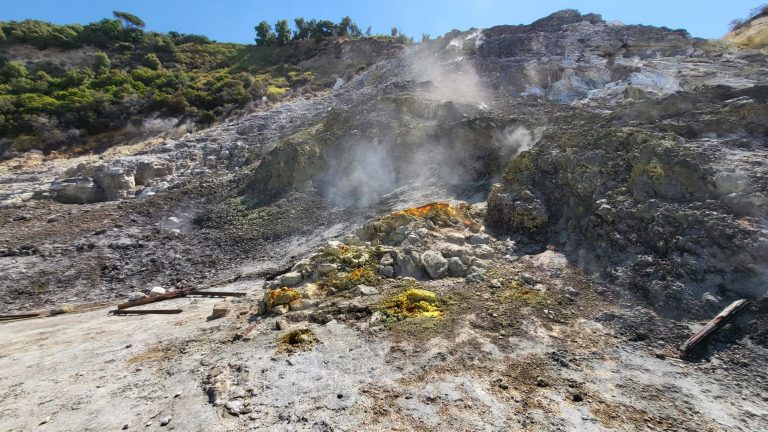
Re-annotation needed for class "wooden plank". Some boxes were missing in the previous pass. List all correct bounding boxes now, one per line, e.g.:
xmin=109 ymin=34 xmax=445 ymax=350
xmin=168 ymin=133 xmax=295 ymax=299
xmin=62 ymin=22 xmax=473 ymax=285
xmin=0 ymin=313 xmax=41 ymax=321
xmin=189 ymin=291 xmax=246 ymax=298
xmin=680 ymin=299 xmax=750 ymax=359
xmin=116 ymin=290 xmax=191 ymax=309
xmin=111 ymin=309 xmax=183 ymax=315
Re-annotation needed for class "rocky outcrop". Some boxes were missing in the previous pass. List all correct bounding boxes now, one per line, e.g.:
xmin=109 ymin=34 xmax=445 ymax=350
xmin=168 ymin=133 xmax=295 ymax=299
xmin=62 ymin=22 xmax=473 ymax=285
xmin=487 ymin=117 xmax=768 ymax=318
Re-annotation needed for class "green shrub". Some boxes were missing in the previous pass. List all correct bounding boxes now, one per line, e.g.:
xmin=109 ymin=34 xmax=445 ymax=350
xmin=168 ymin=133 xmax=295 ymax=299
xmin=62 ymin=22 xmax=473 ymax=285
xmin=142 ymin=53 xmax=162 ymax=70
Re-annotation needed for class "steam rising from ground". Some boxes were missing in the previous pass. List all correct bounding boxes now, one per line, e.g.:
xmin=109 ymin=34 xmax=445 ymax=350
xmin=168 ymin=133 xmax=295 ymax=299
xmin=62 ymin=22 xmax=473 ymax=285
xmin=318 ymin=29 xmax=507 ymax=208
xmin=125 ymin=116 xmax=193 ymax=143
xmin=403 ymin=29 xmax=489 ymax=106
xmin=494 ymin=126 xmax=535 ymax=161
xmin=320 ymin=125 xmax=536 ymax=208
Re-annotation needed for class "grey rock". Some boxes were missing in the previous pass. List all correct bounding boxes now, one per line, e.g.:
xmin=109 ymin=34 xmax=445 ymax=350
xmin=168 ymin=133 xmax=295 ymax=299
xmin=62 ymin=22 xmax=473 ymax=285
xmin=421 ymin=250 xmax=448 ymax=279
xmin=358 ymin=285 xmax=380 ymax=296
xmin=447 ymin=257 xmax=465 ymax=276
xmin=474 ymin=245 xmax=495 ymax=259
xmin=317 ymin=263 xmax=337 ymax=275
xmin=378 ymin=265 xmax=394 ymax=278
xmin=279 ymin=271 xmax=303 ymax=287
xmin=469 ymin=233 xmax=491 ymax=245
xmin=149 ymin=286 xmax=166 ymax=297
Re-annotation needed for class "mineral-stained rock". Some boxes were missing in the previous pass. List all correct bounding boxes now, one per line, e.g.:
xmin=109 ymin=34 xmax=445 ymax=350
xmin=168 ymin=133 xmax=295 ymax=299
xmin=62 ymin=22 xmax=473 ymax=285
xmin=264 ymin=288 xmax=300 ymax=310
xmin=421 ymin=250 xmax=448 ymax=279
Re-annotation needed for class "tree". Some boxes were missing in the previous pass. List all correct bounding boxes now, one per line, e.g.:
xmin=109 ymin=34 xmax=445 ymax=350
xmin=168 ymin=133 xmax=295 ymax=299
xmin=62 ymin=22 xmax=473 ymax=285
xmin=92 ymin=52 xmax=111 ymax=74
xmin=293 ymin=17 xmax=309 ymax=40
xmin=275 ymin=19 xmax=291 ymax=46
xmin=391 ymin=27 xmax=399 ymax=37
xmin=142 ymin=53 xmax=162 ymax=70
xmin=337 ymin=16 xmax=353 ymax=37
xmin=349 ymin=23 xmax=362 ymax=38
xmin=312 ymin=20 xmax=336 ymax=41
xmin=365 ymin=26 xmax=372 ymax=37
xmin=112 ymin=11 xmax=145 ymax=29
xmin=255 ymin=21 xmax=275 ymax=46
xmin=421 ymin=33 xmax=430 ymax=43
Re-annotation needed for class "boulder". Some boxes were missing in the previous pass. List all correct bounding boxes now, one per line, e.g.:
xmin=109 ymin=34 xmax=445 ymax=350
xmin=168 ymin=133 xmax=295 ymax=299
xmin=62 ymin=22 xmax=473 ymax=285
xmin=358 ymin=285 xmax=380 ymax=296
xmin=288 ymin=298 xmax=312 ymax=311
xmin=278 ymin=272 xmax=303 ymax=287
xmin=469 ymin=234 xmax=491 ymax=245
xmin=447 ymin=257 xmax=466 ymax=276
xmin=421 ymin=250 xmax=448 ymax=279
xmin=263 ymin=288 xmax=300 ymax=310
xmin=474 ymin=245 xmax=495 ymax=259
xmin=211 ymin=302 xmax=230 ymax=319
xmin=323 ymin=240 xmax=343 ymax=256
xmin=445 ymin=232 xmax=466 ymax=244
xmin=394 ymin=250 xmax=425 ymax=279
xmin=378 ymin=266 xmax=394 ymax=278
xmin=128 ymin=292 xmax=147 ymax=301
xmin=134 ymin=160 xmax=175 ymax=185
xmin=149 ymin=286 xmax=167 ymax=297
xmin=92 ymin=165 xmax=136 ymax=201
xmin=271 ymin=304 xmax=289 ymax=315
xmin=50 ymin=177 xmax=103 ymax=204
xmin=317 ymin=263 xmax=337 ymax=275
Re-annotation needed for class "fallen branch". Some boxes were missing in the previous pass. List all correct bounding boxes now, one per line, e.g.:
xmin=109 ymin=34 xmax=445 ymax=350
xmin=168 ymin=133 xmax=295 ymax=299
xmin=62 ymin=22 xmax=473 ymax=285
xmin=111 ymin=309 xmax=183 ymax=315
xmin=680 ymin=299 xmax=750 ymax=359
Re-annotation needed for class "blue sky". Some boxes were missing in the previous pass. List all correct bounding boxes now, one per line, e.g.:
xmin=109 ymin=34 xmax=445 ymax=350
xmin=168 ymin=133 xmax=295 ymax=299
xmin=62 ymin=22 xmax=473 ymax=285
xmin=1 ymin=0 xmax=761 ymax=43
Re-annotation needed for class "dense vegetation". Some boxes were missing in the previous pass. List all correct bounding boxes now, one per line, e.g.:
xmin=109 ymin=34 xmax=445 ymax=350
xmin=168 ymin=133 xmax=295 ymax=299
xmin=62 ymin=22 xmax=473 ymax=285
xmin=0 ymin=12 xmax=406 ymax=154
